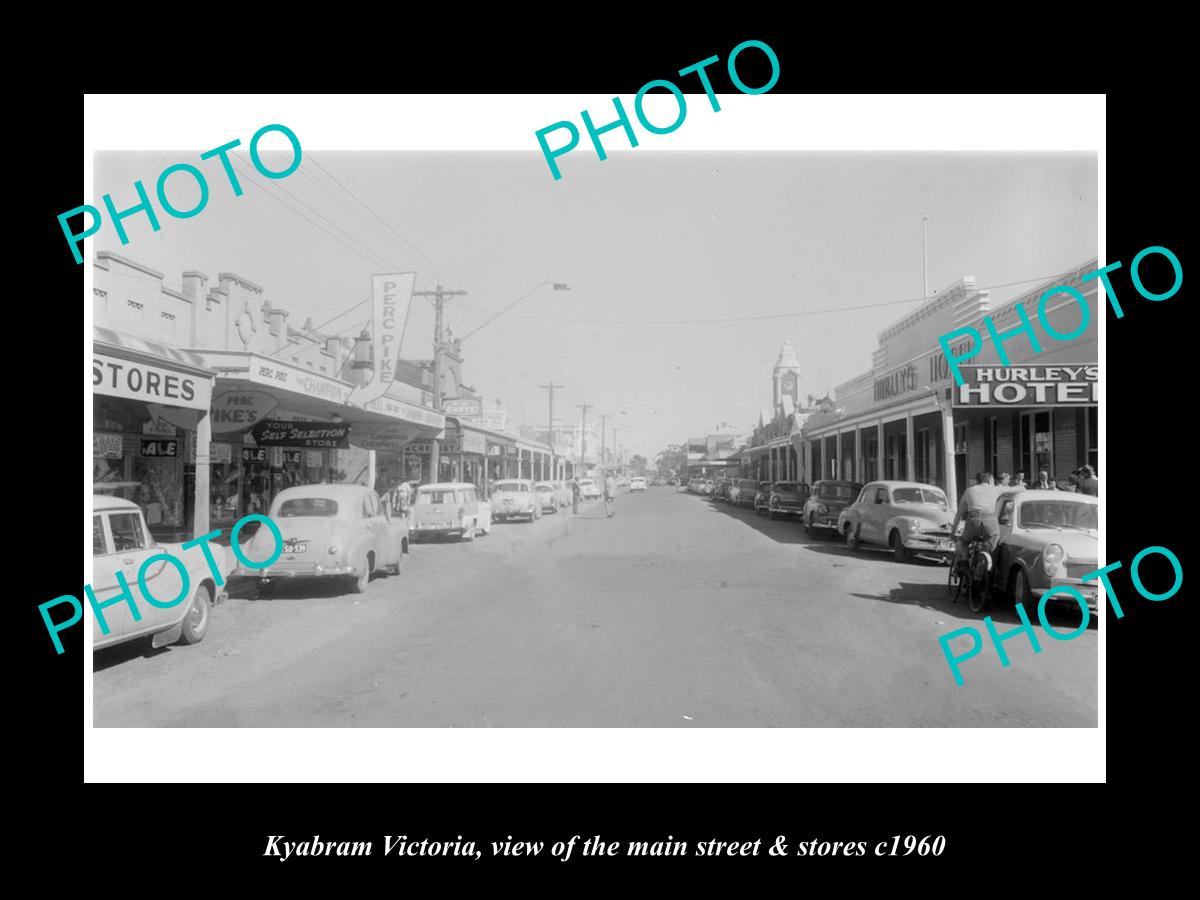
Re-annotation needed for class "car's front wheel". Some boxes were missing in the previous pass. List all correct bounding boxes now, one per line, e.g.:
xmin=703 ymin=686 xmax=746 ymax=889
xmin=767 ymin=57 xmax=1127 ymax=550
xmin=845 ymin=523 xmax=861 ymax=551
xmin=463 ymin=521 xmax=476 ymax=541
xmin=890 ymin=530 xmax=911 ymax=563
xmin=178 ymin=584 xmax=212 ymax=645
xmin=1012 ymin=567 xmax=1034 ymax=609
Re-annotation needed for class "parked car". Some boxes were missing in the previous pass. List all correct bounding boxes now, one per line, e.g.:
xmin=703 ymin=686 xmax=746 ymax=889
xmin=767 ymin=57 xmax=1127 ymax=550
xmin=92 ymin=494 xmax=230 ymax=651
xmin=837 ymin=481 xmax=955 ymax=562
xmin=700 ymin=479 xmax=715 ymax=495
xmin=993 ymin=489 xmax=1099 ymax=609
xmin=802 ymin=480 xmax=863 ymax=535
xmin=578 ymin=478 xmax=602 ymax=500
xmin=753 ymin=481 xmax=773 ymax=515
xmin=236 ymin=483 xmax=409 ymax=595
xmin=411 ymin=482 xmax=490 ymax=542
xmin=630 ymin=476 xmax=647 ymax=492
xmin=551 ymin=480 xmax=571 ymax=507
xmin=712 ymin=479 xmax=733 ymax=502
xmin=728 ymin=478 xmax=760 ymax=508
xmin=534 ymin=481 xmax=560 ymax=513
xmin=492 ymin=479 xmax=542 ymax=521
xmin=766 ymin=481 xmax=811 ymax=519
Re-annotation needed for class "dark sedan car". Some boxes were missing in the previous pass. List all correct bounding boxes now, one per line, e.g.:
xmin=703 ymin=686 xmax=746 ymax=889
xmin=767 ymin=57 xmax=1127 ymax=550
xmin=802 ymin=480 xmax=864 ymax=535
xmin=712 ymin=478 xmax=733 ymax=502
xmin=766 ymin=481 xmax=811 ymax=519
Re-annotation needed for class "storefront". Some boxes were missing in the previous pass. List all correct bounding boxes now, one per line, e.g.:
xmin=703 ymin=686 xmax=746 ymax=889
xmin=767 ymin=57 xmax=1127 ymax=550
xmin=798 ymin=260 xmax=1099 ymax=499
xmin=189 ymin=349 xmax=445 ymax=525
xmin=92 ymin=328 xmax=216 ymax=542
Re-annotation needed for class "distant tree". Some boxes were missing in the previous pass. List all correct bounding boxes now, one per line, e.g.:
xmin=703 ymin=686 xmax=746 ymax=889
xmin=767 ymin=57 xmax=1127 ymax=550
xmin=655 ymin=444 xmax=687 ymax=477
xmin=629 ymin=454 xmax=648 ymax=475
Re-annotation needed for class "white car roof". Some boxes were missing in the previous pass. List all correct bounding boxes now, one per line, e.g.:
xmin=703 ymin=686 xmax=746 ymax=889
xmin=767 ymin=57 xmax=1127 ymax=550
xmin=417 ymin=482 xmax=476 ymax=491
xmin=273 ymin=483 xmax=372 ymax=501
xmin=93 ymin=493 xmax=141 ymax=513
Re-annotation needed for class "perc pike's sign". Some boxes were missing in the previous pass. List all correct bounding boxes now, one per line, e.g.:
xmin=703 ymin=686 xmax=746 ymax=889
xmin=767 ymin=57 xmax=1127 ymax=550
xmin=953 ymin=365 xmax=1098 ymax=407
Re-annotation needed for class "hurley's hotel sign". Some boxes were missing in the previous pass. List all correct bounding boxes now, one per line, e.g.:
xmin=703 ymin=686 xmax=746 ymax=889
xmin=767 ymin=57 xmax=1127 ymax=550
xmin=953 ymin=365 xmax=1098 ymax=406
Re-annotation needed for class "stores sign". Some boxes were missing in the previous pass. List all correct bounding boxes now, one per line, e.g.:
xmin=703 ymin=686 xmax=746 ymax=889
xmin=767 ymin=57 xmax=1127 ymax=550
xmin=444 ymin=397 xmax=483 ymax=418
xmin=953 ymin=366 xmax=1098 ymax=407
xmin=93 ymin=352 xmax=212 ymax=410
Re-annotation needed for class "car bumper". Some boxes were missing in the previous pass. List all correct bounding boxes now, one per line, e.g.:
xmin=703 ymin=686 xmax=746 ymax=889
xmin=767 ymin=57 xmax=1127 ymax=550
xmin=902 ymin=533 xmax=957 ymax=557
xmin=770 ymin=505 xmax=804 ymax=516
xmin=234 ymin=561 xmax=357 ymax=579
xmin=412 ymin=523 xmax=466 ymax=535
xmin=1040 ymin=577 xmax=1099 ymax=606
xmin=812 ymin=515 xmax=841 ymax=529
xmin=494 ymin=507 xmax=535 ymax=518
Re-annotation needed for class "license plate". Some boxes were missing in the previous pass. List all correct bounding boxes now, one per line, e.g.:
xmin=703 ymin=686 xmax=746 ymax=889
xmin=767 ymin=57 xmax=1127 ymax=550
xmin=284 ymin=541 xmax=307 ymax=554
xmin=934 ymin=539 xmax=954 ymax=552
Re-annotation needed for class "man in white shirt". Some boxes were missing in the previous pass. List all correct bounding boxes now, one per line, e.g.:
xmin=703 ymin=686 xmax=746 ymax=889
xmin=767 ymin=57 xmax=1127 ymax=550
xmin=950 ymin=472 xmax=1004 ymax=579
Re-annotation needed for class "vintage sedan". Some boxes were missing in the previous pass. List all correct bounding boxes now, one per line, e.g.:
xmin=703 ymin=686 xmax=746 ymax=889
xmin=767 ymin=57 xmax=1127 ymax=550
xmin=92 ymin=494 xmax=231 ymax=651
xmin=753 ymin=481 xmax=773 ymax=515
xmin=492 ymin=479 xmax=543 ymax=521
xmin=578 ymin=478 xmax=602 ymax=500
xmin=994 ymin=489 xmax=1099 ymax=609
xmin=236 ymin=483 xmax=409 ymax=594
xmin=534 ymin=481 xmax=560 ymax=513
xmin=728 ymin=478 xmax=760 ymax=508
xmin=411 ymin=482 xmax=490 ymax=541
xmin=551 ymin=480 xmax=571 ymax=507
xmin=766 ymin=481 xmax=811 ymax=519
xmin=802 ymin=480 xmax=863 ymax=535
xmin=629 ymin=477 xmax=647 ymax=492
xmin=838 ymin=481 xmax=956 ymax=562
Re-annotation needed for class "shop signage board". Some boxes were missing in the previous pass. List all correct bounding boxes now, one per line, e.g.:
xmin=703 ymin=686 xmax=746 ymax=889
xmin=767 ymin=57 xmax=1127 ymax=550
xmin=242 ymin=356 xmax=352 ymax=405
xmin=242 ymin=447 xmax=268 ymax=463
xmin=953 ymin=365 xmax=1098 ymax=407
xmin=351 ymin=424 xmax=422 ymax=451
xmin=93 ymin=351 xmax=212 ymax=410
xmin=94 ymin=433 xmax=123 ymax=459
xmin=478 ymin=409 xmax=507 ymax=431
xmin=250 ymin=419 xmax=352 ymax=448
xmin=444 ymin=396 xmax=483 ymax=418
xmin=462 ymin=430 xmax=487 ymax=454
xmin=408 ymin=442 xmax=432 ymax=455
xmin=210 ymin=389 xmax=279 ymax=433
xmin=363 ymin=393 xmax=445 ymax=430
xmin=347 ymin=273 xmax=417 ymax=406
xmin=140 ymin=438 xmax=178 ymax=458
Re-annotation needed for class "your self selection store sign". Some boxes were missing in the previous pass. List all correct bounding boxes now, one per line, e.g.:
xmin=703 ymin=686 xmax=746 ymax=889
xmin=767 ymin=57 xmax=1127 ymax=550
xmin=953 ymin=365 xmax=1098 ymax=406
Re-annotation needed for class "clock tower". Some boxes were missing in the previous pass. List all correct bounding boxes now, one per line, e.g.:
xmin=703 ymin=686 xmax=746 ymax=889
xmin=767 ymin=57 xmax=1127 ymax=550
xmin=773 ymin=340 xmax=801 ymax=412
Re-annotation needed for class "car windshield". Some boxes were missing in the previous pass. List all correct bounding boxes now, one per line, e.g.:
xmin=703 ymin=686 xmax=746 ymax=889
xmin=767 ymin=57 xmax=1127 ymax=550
xmin=536 ymin=484 xmax=554 ymax=492
xmin=818 ymin=484 xmax=855 ymax=500
xmin=1019 ymin=500 xmax=1098 ymax=530
xmin=892 ymin=487 xmax=948 ymax=507
xmin=416 ymin=490 xmax=454 ymax=505
xmin=496 ymin=483 xmax=528 ymax=493
xmin=277 ymin=497 xmax=338 ymax=517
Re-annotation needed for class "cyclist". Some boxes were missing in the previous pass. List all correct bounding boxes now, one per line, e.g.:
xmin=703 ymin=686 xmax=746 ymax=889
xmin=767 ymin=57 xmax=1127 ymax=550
xmin=950 ymin=472 xmax=1004 ymax=600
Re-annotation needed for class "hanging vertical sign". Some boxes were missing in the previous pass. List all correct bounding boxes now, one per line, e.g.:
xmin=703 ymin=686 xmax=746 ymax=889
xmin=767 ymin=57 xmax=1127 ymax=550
xmin=346 ymin=272 xmax=416 ymax=407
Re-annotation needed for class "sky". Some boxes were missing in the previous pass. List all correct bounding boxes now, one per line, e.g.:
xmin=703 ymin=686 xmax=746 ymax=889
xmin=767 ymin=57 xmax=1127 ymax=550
xmin=93 ymin=149 xmax=1097 ymax=461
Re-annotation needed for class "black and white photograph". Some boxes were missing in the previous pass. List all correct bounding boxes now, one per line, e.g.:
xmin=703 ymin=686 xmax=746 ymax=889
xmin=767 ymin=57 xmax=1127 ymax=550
xmin=81 ymin=95 xmax=1100 ymax=742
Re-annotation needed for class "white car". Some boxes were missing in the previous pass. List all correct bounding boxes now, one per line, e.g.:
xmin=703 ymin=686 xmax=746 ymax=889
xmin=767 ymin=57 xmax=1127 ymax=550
xmin=630 ymin=477 xmax=647 ymax=492
xmin=578 ymin=478 xmax=601 ymax=500
xmin=491 ymin=479 xmax=542 ymax=522
xmin=92 ymin=494 xmax=230 ymax=651
xmin=534 ymin=481 xmax=560 ymax=513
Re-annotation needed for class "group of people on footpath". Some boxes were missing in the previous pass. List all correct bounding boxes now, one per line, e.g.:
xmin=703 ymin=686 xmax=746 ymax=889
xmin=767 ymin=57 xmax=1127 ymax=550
xmin=950 ymin=464 xmax=1099 ymax=584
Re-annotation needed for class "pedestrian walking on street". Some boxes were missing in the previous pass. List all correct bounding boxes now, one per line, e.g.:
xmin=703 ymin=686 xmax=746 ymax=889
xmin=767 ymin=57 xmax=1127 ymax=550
xmin=571 ymin=477 xmax=580 ymax=515
xmin=604 ymin=470 xmax=617 ymax=518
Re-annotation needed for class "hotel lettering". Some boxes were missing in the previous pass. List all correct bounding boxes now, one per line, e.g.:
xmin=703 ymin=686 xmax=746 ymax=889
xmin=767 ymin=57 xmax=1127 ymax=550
xmin=954 ymin=365 xmax=1098 ymax=406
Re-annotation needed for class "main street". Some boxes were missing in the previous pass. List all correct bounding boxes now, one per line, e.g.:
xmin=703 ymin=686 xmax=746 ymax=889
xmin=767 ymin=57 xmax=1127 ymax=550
xmin=94 ymin=487 xmax=1097 ymax=727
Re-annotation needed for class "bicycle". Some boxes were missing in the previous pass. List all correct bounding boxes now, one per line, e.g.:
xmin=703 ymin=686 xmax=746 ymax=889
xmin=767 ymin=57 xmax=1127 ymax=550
xmin=947 ymin=534 xmax=995 ymax=613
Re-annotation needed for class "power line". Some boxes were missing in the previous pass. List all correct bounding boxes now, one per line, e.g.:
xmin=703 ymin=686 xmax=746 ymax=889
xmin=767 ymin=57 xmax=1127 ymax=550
xmin=473 ymin=274 xmax=1065 ymax=326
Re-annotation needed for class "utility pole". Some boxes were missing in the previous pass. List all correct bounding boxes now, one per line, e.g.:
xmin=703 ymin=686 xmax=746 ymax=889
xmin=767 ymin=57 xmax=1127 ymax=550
xmin=599 ymin=413 xmax=609 ymax=469
xmin=922 ymin=214 xmax=929 ymax=300
xmin=576 ymin=402 xmax=590 ymax=475
xmin=413 ymin=284 xmax=467 ymax=483
xmin=539 ymin=381 xmax=564 ymax=481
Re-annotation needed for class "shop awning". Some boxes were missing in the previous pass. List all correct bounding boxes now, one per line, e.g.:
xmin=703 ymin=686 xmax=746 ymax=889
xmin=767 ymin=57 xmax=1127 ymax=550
xmin=188 ymin=348 xmax=445 ymax=448
xmin=93 ymin=327 xmax=215 ymax=411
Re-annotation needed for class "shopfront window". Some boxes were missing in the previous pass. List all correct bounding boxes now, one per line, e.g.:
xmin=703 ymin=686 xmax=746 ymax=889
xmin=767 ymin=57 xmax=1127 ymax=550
xmin=1087 ymin=406 xmax=1098 ymax=472
xmin=133 ymin=442 xmax=184 ymax=530
xmin=240 ymin=447 xmax=269 ymax=518
xmin=1021 ymin=411 xmax=1054 ymax=480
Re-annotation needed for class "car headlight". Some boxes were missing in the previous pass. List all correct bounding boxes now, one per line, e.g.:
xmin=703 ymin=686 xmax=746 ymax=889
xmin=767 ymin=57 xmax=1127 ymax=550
xmin=817 ymin=503 xmax=828 ymax=515
xmin=905 ymin=518 xmax=922 ymax=532
xmin=1043 ymin=542 xmax=1065 ymax=577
